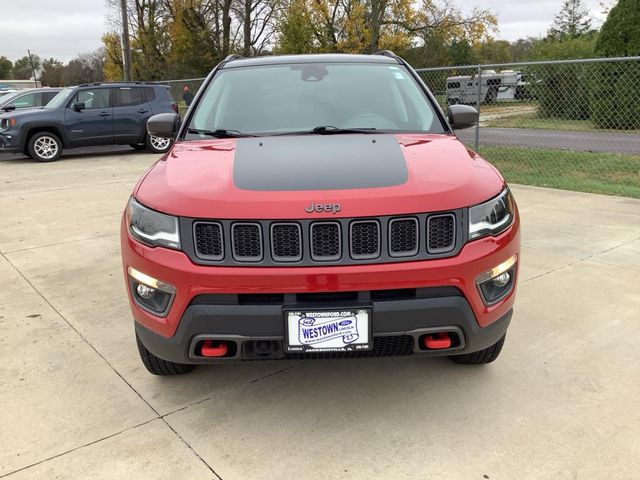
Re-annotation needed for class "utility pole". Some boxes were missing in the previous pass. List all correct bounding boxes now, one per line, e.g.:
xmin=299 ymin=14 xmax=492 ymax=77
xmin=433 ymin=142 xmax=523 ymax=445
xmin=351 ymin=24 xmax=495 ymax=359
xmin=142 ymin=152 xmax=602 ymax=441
xmin=27 ymin=50 xmax=39 ymax=87
xmin=120 ymin=0 xmax=133 ymax=81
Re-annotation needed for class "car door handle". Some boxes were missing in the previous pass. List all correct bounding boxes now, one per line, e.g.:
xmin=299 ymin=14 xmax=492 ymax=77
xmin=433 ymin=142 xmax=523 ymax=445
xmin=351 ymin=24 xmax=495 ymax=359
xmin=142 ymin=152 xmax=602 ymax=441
xmin=137 ymin=109 xmax=149 ymax=114
xmin=99 ymin=111 xmax=111 ymax=117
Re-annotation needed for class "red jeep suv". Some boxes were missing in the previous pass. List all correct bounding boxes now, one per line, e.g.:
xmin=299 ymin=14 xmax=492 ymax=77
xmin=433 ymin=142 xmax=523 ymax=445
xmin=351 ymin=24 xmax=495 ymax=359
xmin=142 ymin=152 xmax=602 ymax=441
xmin=121 ymin=52 xmax=520 ymax=375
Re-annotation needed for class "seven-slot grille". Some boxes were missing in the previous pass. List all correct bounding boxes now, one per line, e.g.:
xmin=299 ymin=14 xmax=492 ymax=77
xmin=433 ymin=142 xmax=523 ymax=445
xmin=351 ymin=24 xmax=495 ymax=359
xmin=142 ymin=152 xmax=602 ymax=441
xmin=350 ymin=221 xmax=380 ymax=259
xmin=271 ymin=223 xmax=302 ymax=261
xmin=191 ymin=212 xmax=458 ymax=265
xmin=388 ymin=218 xmax=418 ymax=257
xmin=310 ymin=222 xmax=341 ymax=261
xmin=231 ymin=223 xmax=263 ymax=261
xmin=194 ymin=222 xmax=223 ymax=260
xmin=427 ymin=214 xmax=456 ymax=253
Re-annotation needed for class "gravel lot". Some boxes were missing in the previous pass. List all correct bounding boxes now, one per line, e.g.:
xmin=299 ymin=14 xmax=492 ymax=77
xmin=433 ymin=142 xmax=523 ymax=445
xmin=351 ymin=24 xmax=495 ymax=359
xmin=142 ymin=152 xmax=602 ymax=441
xmin=1 ymin=151 xmax=639 ymax=479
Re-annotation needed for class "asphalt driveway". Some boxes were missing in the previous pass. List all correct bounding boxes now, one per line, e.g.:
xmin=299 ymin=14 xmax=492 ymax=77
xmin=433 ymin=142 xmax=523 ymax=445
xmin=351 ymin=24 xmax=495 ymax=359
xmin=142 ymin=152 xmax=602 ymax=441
xmin=456 ymin=126 xmax=640 ymax=154
xmin=1 ymin=152 xmax=639 ymax=479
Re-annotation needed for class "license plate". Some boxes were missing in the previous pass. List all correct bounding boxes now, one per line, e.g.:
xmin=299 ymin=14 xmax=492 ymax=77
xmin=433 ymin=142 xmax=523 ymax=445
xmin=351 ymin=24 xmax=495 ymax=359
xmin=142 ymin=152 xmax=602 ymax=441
xmin=284 ymin=308 xmax=372 ymax=353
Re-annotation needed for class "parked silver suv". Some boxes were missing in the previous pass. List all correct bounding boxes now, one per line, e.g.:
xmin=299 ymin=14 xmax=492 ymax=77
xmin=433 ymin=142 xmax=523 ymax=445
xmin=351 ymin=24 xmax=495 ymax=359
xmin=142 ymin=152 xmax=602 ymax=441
xmin=0 ymin=88 xmax=62 ymax=112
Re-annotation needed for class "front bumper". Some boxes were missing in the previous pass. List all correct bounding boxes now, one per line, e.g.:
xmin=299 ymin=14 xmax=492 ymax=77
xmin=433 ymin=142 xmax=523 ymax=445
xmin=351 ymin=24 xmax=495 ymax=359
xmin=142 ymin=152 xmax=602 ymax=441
xmin=0 ymin=133 xmax=21 ymax=152
xmin=135 ymin=294 xmax=512 ymax=364
xmin=122 ymin=213 xmax=520 ymax=362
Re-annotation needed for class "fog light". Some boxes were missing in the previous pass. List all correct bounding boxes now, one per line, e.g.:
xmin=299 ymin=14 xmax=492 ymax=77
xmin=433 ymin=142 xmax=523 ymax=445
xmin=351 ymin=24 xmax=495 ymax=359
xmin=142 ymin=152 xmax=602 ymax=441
xmin=136 ymin=283 xmax=156 ymax=299
xmin=492 ymin=271 xmax=510 ymax=287
xmin=476 ymin=254 xmax=517 ymax=306
xmin=127 ymin=267 xmax=175 ymax=316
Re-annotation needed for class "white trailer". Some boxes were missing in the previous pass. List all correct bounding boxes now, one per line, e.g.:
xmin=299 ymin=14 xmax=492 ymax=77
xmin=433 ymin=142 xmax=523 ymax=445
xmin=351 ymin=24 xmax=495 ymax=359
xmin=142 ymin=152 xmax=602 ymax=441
xmin=446 ymin=70 xmax=533 ymax=105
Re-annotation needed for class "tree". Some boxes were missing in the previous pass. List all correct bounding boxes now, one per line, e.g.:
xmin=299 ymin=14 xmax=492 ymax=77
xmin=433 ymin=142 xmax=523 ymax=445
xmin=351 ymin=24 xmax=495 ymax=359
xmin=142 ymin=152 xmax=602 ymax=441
xmin=474 ymin=39 xmax=511 ymax=64
xmin=509 ymin=38 xmax=536 ymax=62
xmin=102 ymin=32 xmax=124 ymax=81
xmin=277 ymin=0 xmax=317 ymax=54
xmin=234 ymin=0 xmax=278 ymax=56
xmin=591 ymin=0 xmax=640 ymax=129
xmin=594 ymin=0 xmax=640 ymax=56
xmin=548 ymin=0 xmax=592 ymax=39
xmin=40 ymin=58 xmax=65 ymax=87
xmin=529 ymin=34 xmax=597 ymax=121
xmin=0 ymin=56 xmax=12 ymax=79
xmin=165 ymin=1 xmax=218 ymax=77
xmin=449 ymin=38 xmax=477 ymax=65
xmin=274 ymin=0 xmax=496 ymax=59
xmin=12 ymin=54 xmax=41 ymax=80
xmin=62 ymin=50 xmax=106 ymax=85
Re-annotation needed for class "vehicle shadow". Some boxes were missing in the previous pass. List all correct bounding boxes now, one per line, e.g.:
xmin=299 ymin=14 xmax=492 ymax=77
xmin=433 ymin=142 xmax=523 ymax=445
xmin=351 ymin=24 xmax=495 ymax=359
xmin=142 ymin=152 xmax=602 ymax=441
xmin=0 ymin=146 xmax=145 ymax=164
xmin=159 ymin=354 xmax=507 ymax=476
xmin=177 ymin=354 xmax=500 ymax=417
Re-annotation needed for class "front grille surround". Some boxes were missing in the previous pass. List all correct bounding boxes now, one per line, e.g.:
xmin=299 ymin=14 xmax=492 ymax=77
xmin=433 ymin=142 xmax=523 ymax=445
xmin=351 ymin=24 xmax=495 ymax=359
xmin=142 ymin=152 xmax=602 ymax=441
xmin=350 ymin=220 xmax=381 ymax=260
xmin=193 ymin=221 xmax=224 ymax=260
xmin=427 ymin=213 xmax=456 ymax=254
xmin=270 ymin=223 xmax=302 ymax=262
xmin=184 ymin=209 xmax=465 ymax=267
xmin=388 ymin=217 xmax=419 ymax=257
xmin=310 ymin=221 xmax=342 ymax=261
xmin=231 ymin=222 xmax=263 ymax=262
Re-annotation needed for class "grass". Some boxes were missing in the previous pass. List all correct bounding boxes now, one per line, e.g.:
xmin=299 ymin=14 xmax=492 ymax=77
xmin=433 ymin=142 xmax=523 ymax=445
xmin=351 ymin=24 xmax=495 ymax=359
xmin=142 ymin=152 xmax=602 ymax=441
xmin=478 ymin=145 xmax=640 ymax=198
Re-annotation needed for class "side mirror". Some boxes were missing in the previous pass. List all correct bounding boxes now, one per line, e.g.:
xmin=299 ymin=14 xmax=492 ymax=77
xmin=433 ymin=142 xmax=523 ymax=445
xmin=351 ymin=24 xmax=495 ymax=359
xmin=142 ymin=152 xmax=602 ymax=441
xmin=448 ymin=104 xmax=479 ymax=130
xmin=73 ymin=102 xmax=85 ymax=112
xmin=2 ymin=105 xmax=16 ymax=112
xmin=147 ymin=113 xmax=180 ymax=139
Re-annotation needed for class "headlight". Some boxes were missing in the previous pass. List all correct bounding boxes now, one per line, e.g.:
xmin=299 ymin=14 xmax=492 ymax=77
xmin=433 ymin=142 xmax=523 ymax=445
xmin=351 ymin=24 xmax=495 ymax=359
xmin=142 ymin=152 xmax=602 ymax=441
xmin=468 ymin=188 xmax=515 ymax=240
xmin=127 ymin=198 xmax=181 ymax=249
xmin=0 ymin=117 xmax=17 ymax=131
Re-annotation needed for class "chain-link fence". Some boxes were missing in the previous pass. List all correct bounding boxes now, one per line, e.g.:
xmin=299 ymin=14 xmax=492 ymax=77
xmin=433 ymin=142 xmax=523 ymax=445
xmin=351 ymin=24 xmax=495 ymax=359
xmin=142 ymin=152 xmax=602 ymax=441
xmin=162 ymin=56 xmax=640 ymax=198
xmin=416 ymin=57 xmax=640 ymax=198
xmin=163 ymin=78 xmax=206 ymax=115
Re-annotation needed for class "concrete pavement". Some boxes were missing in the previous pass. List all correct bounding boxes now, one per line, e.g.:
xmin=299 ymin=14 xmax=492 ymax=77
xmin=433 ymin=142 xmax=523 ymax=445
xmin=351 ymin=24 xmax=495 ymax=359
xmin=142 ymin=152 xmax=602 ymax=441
xmin=1 ymin=152 xmax=639 ymax=479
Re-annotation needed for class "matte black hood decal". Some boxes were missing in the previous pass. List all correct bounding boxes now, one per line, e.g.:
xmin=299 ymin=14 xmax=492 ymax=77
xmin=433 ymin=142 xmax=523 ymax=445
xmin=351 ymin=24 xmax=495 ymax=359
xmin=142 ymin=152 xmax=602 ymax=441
xmin=233 ymin=134 xmax=408 ymax=191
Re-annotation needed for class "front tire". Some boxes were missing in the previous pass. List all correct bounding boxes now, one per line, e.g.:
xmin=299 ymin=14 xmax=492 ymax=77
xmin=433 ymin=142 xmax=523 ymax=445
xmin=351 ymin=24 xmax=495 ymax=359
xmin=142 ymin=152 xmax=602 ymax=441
xmin=28 ymin=132 xmax=63 ymax=162
xmin=449 ymin=335 xmax=505 ymax=365
xmin=136 ymin=333 xmax=194 ymax=376
xmin=145 ymin=134 xmax=172 ymax=154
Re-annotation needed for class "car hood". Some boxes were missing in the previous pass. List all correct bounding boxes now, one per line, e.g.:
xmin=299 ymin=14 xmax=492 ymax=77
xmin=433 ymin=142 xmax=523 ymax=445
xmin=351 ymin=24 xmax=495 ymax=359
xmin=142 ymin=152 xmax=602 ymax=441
xmin=135 ymin=134 xmax=505 ymax=219
xmin=0 ymin=106 xmax=46 ymax=120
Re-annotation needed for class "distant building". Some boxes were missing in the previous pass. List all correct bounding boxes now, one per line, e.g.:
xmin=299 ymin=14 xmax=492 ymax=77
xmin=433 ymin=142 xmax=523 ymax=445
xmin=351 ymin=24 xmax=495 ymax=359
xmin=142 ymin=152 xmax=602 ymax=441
xmin=0 ymin=79 xmax=40 ymax=90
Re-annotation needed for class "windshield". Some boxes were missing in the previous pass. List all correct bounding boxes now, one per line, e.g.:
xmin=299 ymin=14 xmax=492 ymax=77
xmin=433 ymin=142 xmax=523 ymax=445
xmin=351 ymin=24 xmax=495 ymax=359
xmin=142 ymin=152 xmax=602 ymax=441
xmin=186 ymin=62 xmax=445 ymax=137
xmin=0 ymin=91 xmax=20 ymax=105
xmin=45 ymin=87 xmax=74 ymax=109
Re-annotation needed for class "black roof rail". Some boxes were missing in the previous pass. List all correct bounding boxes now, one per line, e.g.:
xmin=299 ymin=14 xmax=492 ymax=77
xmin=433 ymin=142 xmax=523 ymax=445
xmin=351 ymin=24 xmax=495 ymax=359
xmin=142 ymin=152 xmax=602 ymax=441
xmin=77 ymin=81 xmax=159 ymax=87
xmin=373 ymin=50 xmax=398 ymax=59
xmin=223 ymin=54 xmax=244 ymax=63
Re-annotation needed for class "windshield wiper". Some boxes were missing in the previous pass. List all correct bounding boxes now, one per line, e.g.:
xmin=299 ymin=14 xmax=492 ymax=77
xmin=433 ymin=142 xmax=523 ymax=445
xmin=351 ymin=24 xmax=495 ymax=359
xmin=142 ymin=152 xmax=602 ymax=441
xmin=274 ymin=126 xmax=378 ymax=136
xmin=187 ymin=128 xmax=253 ymax=138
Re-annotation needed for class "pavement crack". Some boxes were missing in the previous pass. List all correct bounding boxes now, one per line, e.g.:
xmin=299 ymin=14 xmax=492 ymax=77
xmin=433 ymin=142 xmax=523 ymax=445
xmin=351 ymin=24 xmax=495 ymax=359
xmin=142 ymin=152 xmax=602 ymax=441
xmin=249 ymin=365 xmax=297 ymax=384
xmin=2 ymin=233 xmax=119 ymax=255
xmin=522 ymin=234 xmax=640 ymax=283
xmin=0 ymin=252 xmax=221 ymax=479
xmin=0 ymin=418 xmax=157 ymax=479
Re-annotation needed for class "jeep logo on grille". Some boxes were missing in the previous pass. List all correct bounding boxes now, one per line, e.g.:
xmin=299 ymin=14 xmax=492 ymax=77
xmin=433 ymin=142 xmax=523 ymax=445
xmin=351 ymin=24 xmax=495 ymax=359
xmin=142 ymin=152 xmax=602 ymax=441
xmin=305 ymin=202 xmax=342 ymax=214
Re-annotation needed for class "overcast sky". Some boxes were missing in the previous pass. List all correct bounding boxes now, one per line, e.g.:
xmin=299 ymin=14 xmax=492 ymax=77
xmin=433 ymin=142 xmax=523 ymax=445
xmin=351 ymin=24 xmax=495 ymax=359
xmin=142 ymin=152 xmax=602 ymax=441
xmin=0 ymin=0 xmax=609 ymax=62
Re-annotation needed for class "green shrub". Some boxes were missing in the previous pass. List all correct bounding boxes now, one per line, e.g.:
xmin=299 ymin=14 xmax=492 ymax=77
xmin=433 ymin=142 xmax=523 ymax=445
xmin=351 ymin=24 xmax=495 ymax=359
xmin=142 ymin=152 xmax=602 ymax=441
xmin=590 ymin=0 xmax=640 ymax=129
xmin=534 ymin=64 xmax=591 ymax=120
xmin=528 ymin=35 xmax=597 ymax=121
xmin=589 ymin=62 xmax=640 ymax=129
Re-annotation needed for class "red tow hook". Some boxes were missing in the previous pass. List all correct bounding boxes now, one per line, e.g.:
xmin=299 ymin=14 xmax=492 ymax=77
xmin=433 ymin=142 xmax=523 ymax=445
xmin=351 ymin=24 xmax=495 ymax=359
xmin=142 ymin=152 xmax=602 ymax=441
xmin=201 ymin=340 xmax=228 ymax=357
xmin=423 ymin=332 xmax=452 ymax=350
